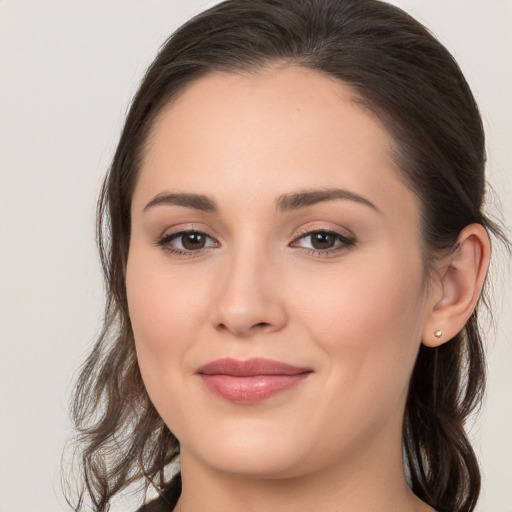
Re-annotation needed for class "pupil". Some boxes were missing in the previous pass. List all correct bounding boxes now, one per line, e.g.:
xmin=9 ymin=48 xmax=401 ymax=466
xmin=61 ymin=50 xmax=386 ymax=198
xmin=182 ymin=232 xmax=205 ymax=250
xmin=312 ymin=232 xmax=335 ymax=250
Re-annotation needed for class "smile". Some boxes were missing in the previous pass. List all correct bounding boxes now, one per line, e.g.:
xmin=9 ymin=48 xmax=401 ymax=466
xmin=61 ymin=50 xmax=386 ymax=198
xmin=196 ymin=357 xmax=313 ymax=404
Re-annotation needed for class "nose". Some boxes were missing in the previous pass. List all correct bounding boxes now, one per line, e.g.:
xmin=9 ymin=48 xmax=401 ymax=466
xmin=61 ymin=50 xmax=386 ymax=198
xmin=211 ymin=248 xmax=287 ymax=338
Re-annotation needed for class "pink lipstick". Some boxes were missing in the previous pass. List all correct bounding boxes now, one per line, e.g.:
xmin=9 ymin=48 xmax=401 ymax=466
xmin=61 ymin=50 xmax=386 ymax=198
xmin=197 ymin=358 xmax=312 ymax=404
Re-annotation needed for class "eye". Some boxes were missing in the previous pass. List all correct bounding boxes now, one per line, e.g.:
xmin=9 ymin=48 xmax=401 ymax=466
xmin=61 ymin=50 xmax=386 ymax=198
xmin=291 ymin=229 xmax=355 ymax=254
xmin=157 ymin=230 xmax=219 ymax=254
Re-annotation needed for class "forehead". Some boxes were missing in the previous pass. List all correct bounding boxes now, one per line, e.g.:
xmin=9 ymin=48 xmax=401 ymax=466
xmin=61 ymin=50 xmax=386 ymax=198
xmin=135 ymin=65 xmax=419 ymax=224
xmin=146 ymin=65 xmax=393 ymax=163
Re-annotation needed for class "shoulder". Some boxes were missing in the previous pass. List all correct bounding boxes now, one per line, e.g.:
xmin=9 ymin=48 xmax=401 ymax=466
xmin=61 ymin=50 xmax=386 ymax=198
xmin=135 ymin=474 xmax=182 ymax=512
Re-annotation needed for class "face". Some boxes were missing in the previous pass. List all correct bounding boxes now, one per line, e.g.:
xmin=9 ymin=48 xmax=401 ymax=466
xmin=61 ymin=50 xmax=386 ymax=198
xmin=126 ymin=66 xmax=433 ymax=479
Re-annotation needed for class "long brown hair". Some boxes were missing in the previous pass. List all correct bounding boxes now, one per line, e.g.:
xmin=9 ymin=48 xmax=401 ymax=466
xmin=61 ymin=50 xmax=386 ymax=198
xmin=68 ymin=1 xmax=508 ymax=511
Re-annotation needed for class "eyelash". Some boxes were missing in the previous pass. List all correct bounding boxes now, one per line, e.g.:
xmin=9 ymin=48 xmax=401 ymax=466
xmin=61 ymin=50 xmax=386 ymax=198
xmin=290 ymin=228 xmax=356 ymax=256
xmin=155 ymin=228 xmax=356 ymax=257
xmin=155 ymin=230 xmax=219 ymax=257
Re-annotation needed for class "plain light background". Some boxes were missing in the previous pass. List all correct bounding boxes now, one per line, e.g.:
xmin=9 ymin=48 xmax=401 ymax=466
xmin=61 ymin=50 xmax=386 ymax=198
xmin=0 ymin=1 xmax=510 ymax=511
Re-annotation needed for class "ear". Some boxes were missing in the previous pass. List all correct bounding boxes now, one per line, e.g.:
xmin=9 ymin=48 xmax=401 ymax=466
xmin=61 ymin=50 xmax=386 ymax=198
xmin=422 ymin=224 xmax=491 ymax=347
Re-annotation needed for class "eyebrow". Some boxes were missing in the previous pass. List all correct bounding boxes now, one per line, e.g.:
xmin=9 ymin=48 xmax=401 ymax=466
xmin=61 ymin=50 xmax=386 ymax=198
xmin=143 ymin=192 xmax=218 ymax=213
xmin=276 ymin=188 xmax=380 ymax=213
xmin=143 ymin=187 xmax=379 ymax=214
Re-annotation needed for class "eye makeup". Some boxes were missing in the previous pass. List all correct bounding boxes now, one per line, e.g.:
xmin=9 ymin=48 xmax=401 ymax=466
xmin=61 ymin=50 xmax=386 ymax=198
xmin=154 ymin=225 xmax=356 ymax=259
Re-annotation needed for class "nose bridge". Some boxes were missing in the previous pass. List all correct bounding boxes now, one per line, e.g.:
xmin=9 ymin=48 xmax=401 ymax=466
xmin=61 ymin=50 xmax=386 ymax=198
xmin=212 ymin=236 xmax=286 ymax=336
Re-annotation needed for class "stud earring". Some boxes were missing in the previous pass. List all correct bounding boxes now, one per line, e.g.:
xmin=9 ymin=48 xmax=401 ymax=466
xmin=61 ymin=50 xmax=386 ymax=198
xmin=434 ymin=330 xmax=442 ymax=339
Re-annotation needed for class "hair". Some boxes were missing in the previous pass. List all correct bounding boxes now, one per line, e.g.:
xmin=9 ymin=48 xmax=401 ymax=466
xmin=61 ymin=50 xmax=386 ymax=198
xmin=68 ymin=1 xmax=508 ymax=511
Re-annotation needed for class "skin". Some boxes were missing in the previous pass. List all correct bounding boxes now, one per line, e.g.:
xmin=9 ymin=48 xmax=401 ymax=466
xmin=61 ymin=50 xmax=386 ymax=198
xmin=126 ymin=66 xmax=489 ymax=512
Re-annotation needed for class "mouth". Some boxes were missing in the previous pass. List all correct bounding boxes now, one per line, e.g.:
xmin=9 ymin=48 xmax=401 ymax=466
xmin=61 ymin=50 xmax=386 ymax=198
xmin=196 ymin=357 xmax=313 ymax=404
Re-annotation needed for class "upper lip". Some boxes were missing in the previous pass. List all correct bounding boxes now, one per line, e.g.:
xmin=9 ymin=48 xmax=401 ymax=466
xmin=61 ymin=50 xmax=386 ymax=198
xmin=197 ymin=357 xmax=312 ymax=377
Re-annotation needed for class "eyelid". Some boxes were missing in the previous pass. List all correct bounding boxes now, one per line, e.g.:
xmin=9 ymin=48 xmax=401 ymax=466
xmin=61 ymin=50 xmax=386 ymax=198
xmin=154 ymin=226 xmax=220 ymax=256
xmin=293 ymin=223 xmax=356 ymax=243
xmin=289 ymin=226 xmax=356 ymax=255
xmin=155 ymin=222 xmax=219 ymax=243
xmin=294 ymin=223 xmax=354 ymax=238
xmin=153 ymin=223 xmax=356 ymax=257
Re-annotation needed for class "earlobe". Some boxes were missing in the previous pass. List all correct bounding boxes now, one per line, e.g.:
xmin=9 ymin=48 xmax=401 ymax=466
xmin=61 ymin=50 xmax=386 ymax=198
xmin=422 ymin=224 xmax=491 ymax=347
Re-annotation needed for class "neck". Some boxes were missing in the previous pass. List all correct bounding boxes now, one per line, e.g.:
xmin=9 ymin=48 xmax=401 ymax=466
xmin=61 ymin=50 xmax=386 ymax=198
xmin=175 ymin=437 xmax=433 ymax=512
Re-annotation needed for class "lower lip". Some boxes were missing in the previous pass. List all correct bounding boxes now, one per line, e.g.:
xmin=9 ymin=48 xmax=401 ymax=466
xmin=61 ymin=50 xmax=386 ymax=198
xmin=199 ymin=374 xmax=310 ymax=404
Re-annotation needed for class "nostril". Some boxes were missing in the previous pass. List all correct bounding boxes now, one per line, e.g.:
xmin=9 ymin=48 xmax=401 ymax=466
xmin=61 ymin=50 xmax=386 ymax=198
xmin=213 ymin=297 xmax=287 ymax=336
xmin=215 ymin=321 xmax=271 ymax=336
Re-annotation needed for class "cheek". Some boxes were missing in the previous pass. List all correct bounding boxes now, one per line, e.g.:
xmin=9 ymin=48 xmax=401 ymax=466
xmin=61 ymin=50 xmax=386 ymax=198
xmin=125 ymin=256 xmax=215 ymax=445
xmin=301 ymin=251 xmax=424 ymax=330
xmin=125 ymin=248 xmax=211 ymax=414
xmin=289 ymin=260 xmax=427 ymax=459
xmin=126 ymin=249 xmax=206 ymax=353
xmin=297 ymin=254 xmax=426 ymax=405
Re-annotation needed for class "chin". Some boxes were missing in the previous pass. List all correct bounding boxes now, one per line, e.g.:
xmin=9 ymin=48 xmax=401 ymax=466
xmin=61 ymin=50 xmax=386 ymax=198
xmin=181 ymin=422 xmax=315 ymax=479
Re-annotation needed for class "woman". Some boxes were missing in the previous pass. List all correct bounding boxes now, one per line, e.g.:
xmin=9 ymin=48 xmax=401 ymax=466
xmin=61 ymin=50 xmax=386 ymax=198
xmin=69 ymin=1 xmax=508 ymax=511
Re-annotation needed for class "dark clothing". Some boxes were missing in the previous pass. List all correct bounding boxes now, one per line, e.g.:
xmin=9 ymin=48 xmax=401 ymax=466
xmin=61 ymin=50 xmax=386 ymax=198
xmin=136 ymin=474 xmax=182 ymax=512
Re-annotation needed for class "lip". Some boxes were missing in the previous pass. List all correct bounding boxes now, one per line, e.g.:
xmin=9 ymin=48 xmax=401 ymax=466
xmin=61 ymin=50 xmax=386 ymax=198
xmin=197 ymin=357 xmax=312 ymax=404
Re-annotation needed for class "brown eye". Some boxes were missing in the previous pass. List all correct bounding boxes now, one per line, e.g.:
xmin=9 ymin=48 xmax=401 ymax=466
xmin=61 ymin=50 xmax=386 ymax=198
xmin=291 ymin=229 xmax=355 ymax=254
xmin=310 ymin=232 xmax=337 ymax=250
xmin=157 ymin=230 xmax=218 ymax=254
xmin=181 ymin=232 xmax=207 ymax=250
